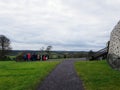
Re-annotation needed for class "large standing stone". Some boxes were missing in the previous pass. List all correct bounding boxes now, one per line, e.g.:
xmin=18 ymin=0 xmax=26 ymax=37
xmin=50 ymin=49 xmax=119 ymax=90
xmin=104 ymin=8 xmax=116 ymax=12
xmin=107 ymin=21 xmax=120 ymax=70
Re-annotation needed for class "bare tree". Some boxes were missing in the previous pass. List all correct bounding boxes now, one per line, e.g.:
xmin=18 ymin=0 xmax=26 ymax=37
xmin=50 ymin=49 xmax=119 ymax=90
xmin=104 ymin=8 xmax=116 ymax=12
xmin=0 ymin=35 xmax=11 ymax=59
xmin=39 ymin=47 xmax=44 ymax=60
xmin=46 ymin=45 xmax=52 ymax=55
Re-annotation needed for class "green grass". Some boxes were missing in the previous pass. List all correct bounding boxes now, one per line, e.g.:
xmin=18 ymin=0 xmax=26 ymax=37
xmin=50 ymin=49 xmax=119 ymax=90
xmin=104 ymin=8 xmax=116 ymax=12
xmin=0 ymin=61 xmax=59 ymax=90
xmin=75 ymin=60 xmax=120 ymax=90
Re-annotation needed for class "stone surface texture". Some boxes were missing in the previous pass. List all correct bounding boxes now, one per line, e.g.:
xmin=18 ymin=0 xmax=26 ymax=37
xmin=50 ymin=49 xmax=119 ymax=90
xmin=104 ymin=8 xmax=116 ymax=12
xmin=109 ymin=21 xmax=120 ymax=56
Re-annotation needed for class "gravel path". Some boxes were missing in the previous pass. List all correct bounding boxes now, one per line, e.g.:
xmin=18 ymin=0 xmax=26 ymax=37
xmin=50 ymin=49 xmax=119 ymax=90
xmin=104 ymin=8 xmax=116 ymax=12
xmin=37 ymin=59 xmax=85 ymax=90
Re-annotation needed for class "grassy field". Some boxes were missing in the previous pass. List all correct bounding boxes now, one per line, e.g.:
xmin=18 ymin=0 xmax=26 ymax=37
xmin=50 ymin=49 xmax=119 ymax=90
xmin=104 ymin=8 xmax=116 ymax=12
xmin=0 ymin=61 xmax=59 ymax=90
xmin=75 ymin=60 xmax=120 ymax=90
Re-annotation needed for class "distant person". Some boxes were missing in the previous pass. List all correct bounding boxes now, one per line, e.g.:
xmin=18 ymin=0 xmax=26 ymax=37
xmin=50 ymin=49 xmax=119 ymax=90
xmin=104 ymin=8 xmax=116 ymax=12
xmin=31 ymin=53 xmax=34 ymax=61
xmin=23 ymin=54 xmax=27 ymax=61
xmin=37 ymin=54 xmax=40 ymax=60
xmin=45 ymin=55 xmax=49 ymax=60
xmin=43 ymin=55 xmax=46 ymax=61
xmin=35 ymin=54 xmax=37 ymax=60
xmin=31 ymin=53 xmax=35 ymax=61
xmin=27 ymin=53 xmax=31 ymax=61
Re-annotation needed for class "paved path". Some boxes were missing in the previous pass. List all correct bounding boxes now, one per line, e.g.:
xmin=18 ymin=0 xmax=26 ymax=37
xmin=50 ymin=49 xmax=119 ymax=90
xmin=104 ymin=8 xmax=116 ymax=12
xmin=37 ymin=59 xmax=85 ymax=90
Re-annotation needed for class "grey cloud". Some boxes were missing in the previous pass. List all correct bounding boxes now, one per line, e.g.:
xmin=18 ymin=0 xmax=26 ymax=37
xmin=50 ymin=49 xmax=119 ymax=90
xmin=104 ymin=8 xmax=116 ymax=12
xmin=0 ymin=0 xmax=119 ymax=51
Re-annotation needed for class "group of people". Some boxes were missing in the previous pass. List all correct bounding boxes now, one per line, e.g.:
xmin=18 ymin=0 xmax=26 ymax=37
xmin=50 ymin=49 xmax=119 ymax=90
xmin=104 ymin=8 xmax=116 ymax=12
xmin=23 ymin=53 xmax=49 ymax=61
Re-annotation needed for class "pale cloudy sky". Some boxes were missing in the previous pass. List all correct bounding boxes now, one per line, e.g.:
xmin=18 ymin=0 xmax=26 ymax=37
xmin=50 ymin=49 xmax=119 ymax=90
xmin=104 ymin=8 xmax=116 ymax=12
xmin=0 ymin=0 xmax=120 ymax=51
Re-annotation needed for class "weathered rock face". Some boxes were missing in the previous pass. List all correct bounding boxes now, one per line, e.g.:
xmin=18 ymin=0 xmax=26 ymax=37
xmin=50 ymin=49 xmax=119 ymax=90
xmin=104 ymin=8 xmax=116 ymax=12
xmin=107 ymin=21 xmax=120 ymax=70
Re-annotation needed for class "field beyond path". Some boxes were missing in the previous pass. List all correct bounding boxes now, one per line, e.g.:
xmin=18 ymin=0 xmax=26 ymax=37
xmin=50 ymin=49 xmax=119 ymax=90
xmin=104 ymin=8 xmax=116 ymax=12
xmin=37 ymin=59 xmax=84 ymax=90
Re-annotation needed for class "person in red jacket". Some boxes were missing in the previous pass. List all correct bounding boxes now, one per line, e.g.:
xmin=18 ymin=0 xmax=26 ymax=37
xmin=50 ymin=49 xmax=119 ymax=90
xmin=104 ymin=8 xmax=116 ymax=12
xmin=27 ymin=53 xmax=31 ymax=61
xmin=43 ymin=55 xmax=46 ymax=61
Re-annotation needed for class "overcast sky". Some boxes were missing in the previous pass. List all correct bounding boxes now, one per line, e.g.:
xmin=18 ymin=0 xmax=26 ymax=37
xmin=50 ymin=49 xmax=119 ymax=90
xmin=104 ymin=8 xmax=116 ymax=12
xmin=0 ymin=0 xmax=120 ymax=51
